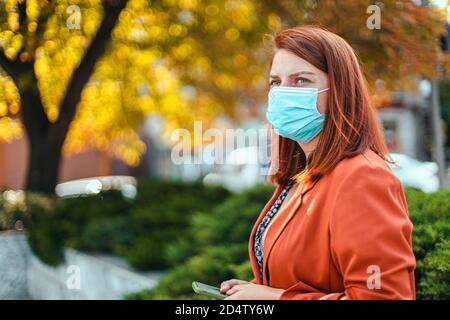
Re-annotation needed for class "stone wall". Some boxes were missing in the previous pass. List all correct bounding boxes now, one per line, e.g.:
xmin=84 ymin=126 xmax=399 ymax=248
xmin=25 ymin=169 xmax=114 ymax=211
xmin=0 ymin=231 xmax=30 ymax=299
xmin=0 ymin=231 xmax=163 ymax=299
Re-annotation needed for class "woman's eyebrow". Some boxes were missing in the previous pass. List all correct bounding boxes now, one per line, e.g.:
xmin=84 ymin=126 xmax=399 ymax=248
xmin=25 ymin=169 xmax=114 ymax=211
xmin=269 ymin=71 xmax=316 ymax=78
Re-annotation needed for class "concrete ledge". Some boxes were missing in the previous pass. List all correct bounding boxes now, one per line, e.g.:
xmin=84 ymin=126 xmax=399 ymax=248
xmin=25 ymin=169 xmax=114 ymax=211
xmin=0 ymin=231 xmax=30 ymax=299
xmin=28 ymin=248 xmax=163 ymax=300
xmin=0 ymin=231 xmax=163 ymax=299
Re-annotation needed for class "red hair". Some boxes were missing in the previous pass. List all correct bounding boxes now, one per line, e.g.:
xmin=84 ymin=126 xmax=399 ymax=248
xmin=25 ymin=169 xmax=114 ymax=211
xmin=267 ymin=26 xmax=389 ymax=185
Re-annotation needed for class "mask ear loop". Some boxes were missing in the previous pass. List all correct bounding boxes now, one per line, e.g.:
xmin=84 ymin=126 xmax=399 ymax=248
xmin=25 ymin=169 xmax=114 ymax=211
xmin=318 ymin=88 xmax=330 ymax=94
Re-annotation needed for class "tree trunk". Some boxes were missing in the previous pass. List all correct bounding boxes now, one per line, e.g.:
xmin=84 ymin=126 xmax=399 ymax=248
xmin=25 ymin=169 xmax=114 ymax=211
xmin=26 ymin=135 xmax=64 ymax=194
xmin=0 ymin=0 xmax=127 ymax=194
xmin=19 ymin=81 xmax=61 ymax=193
xmin=18 ymin=0 xmax=128 ymax=194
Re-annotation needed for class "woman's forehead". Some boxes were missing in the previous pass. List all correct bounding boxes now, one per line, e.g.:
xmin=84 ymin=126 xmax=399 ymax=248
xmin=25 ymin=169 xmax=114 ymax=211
xmin=270 ymin=49 xmax=319 ymax=76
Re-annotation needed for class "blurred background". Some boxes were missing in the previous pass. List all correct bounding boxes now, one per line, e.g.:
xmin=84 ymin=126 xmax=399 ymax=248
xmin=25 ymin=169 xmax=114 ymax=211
xmin=0 ymin=0 xmax=449 ymax=300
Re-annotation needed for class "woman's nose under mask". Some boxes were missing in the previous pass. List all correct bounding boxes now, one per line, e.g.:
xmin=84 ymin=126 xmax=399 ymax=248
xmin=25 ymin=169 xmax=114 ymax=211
xmin=266 ymin=86 xmax=329 ymax=143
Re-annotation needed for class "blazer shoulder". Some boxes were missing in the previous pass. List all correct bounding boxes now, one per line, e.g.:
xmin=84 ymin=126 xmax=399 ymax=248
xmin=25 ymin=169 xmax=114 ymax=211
xmin=329 ymin=149 xmax=401 ymax=188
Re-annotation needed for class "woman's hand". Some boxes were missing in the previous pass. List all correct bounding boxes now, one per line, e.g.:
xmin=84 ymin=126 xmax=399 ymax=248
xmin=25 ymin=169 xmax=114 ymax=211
xmin=220 ymin=279 xmax=284 ymax=300
xmin=220 ymin=279 xmax=249 ymax=294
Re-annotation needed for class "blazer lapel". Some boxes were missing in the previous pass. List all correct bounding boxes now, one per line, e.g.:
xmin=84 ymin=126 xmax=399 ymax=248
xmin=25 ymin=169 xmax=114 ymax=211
xmin=248 ymin=184 xmax=283 ymax=284
xmin=261 ymin=179 xmax=320 ymax=285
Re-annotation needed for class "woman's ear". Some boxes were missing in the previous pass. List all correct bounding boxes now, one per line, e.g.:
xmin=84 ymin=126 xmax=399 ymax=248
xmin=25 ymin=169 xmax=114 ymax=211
xmin=317 ymin=89 xmax=329 ymax=114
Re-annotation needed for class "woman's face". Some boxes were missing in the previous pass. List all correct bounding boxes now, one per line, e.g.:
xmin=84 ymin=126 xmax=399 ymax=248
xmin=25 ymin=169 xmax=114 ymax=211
xmin=269 ymin=49 xmax=329 ymax=114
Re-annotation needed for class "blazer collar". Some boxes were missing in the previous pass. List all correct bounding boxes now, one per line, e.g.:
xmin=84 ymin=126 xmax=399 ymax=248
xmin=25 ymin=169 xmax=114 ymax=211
xmin=248 ymin=178 xmax=320 ymax=285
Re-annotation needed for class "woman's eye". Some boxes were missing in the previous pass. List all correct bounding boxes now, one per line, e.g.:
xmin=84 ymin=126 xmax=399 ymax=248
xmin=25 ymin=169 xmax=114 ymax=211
xmin=296 ymin=78 xmax=310 ymax=85
xmin=269 ymin=80 xmax=281 ymax=87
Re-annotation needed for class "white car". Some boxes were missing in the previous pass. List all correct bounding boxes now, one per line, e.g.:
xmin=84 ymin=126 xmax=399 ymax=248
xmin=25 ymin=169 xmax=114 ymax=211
xmin=388 ymin=153 xmax=439 ymax=193
xmin=203 ymin=146 xmax=269 ymax=192
xmin=204 ymin=149 xmax=440 ymax=193
xmin=55 ymin=175 xmax=138 ymax=198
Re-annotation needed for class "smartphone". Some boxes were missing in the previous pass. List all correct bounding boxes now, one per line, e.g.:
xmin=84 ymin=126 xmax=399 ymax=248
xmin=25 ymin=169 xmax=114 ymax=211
xmin=192 ymin=281 xmax=227 ymax=300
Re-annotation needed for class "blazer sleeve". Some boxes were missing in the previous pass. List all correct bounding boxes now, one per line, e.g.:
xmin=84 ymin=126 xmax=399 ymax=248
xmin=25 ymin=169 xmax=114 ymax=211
xmin=329 ymin=163 xmax=416 ymax=299
xmin=278 ymin=162 xmax=416 ymax=300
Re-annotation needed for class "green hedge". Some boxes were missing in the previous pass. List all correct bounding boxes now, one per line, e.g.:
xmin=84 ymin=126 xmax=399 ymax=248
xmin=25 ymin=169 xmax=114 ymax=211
xmin=126 ymin=186 xmax=450 ymax=300
xmin=1 ymin=181 xmax=448 ymax=299
xmin=124 ymin=179 xmax=231 ymax=269
xmin=0 ymin=190 xmax=25 ymax=231
xmin=0 ymin=179 xmax=230 ymax=270
xmin=405 ymin=188 xmax=450 ymax=299
xmin=125 ymin=184 xmax=275 ymax=300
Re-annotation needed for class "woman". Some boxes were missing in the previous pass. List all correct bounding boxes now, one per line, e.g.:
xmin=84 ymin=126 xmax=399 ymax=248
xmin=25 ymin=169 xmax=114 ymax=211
xmin=220 ymin=26 xmax=416 ymax=300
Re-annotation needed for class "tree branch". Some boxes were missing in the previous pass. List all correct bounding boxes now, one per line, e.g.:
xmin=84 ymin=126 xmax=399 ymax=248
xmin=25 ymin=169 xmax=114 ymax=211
xmin=17 ymin=1 xmax=27 ymax=27
xmin=52 ymin=0 xmax=128 ymax=141
xmin=26 ymin=1 xmax=57 ymax=61
xmin=0 ymin=3 xmax=50 ymax=141
xmin=20 ymin=84 xmax=51 ymax=140
xmin=0 ymin=51 xmax=20 ymax=82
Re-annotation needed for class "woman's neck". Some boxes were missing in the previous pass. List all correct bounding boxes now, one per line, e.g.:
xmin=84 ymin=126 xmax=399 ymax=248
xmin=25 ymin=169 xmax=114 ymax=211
xmin=298 ymin=134 xmax=320 ymax=160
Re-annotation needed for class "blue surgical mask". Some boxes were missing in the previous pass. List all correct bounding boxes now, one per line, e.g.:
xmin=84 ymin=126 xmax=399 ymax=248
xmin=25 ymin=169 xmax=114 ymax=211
xmin=266 ymin=86 xmax=329 ymax=143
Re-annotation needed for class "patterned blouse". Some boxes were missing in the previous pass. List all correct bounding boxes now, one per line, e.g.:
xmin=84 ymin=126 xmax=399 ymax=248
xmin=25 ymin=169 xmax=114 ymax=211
xmin=253 ymin=181 xmax=293 ymax=280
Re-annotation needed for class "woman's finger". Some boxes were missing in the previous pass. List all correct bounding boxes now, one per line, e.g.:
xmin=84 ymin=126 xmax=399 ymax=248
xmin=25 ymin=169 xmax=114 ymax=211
xmin=220 ymin=279 xmax=247 ymax=293
xmin=223 ymin=291 xmax=240 ymax=300
xmin=225 ymin=284 xmax=245 ymax=295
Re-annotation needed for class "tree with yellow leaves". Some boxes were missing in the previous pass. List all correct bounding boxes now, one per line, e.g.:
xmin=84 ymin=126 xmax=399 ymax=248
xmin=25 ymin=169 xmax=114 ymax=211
xmin=0 ymin=0 xmax=447 ymax=193
xmin=1 ymin=0 xmax=127 ymax=193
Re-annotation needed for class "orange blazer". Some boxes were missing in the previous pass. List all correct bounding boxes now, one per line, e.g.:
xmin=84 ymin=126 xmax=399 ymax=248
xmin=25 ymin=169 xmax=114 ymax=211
xmin=248 ymin=149 xmax=416 ymax=300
